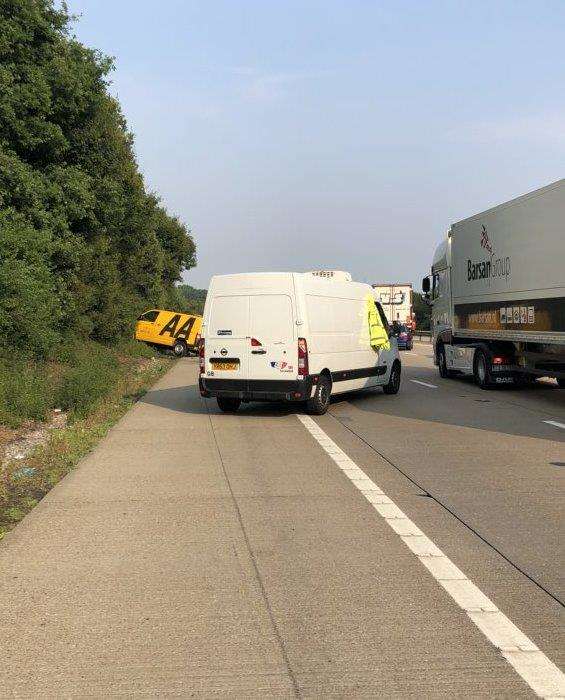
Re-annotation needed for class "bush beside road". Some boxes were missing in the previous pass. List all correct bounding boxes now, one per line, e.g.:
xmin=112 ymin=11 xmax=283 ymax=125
xmin=0 ymin=344 xmax=173 ymax=540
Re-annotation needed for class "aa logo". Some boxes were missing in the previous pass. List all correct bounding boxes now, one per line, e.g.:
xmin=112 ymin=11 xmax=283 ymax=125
xmin=159 ymin=314 xmax=196 ymax=340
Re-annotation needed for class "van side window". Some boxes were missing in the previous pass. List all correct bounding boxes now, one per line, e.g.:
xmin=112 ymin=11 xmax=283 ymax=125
xmin=375 ymin=302 xmax=390 ymax=334
xmin=138 ymin=310 xmax=159 ymax=322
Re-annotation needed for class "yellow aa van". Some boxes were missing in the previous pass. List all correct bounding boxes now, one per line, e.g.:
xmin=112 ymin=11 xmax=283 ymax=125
xmin=135 ymin=309 xmax=202 ymax=356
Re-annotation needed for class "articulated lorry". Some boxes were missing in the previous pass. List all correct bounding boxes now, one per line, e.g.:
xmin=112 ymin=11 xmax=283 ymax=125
xmin=372 ymin=283 xmax=414 ymax=328
xmin=422 ymin=179 xmax=565 ymax=388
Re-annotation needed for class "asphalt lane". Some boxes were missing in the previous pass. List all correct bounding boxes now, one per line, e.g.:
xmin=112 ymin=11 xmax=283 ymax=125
xmin=338 ymin=342 xmax=565 ymax=603
xmin=321 ymin=341 xmax=565 ymax=675
xmin=0 ymin=354 xmax=562 ymax=696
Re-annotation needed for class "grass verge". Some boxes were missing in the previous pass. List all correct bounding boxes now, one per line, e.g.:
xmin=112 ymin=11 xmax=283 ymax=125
xmin=0 ymin=347 xmax=172 ymax=540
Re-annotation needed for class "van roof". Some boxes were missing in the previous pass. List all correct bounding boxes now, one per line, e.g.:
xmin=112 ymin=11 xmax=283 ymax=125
xmin=208 ymin=272 xmax=296 ymax=293
xmin=209 ymin=271 xmax=353 ymax=283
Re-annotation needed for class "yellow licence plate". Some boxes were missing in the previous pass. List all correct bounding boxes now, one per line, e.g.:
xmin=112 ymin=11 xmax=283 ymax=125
xmin=211 ymin=361 xmax=239 ymax=371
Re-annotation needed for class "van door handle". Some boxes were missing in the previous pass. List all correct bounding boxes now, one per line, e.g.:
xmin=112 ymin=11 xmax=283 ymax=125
xmin=251 ymin=349 xmax=266 ymax=354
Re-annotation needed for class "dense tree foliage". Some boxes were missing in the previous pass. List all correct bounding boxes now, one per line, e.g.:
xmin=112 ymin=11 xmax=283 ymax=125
xmin=0 ymin=0 xmax=196 ymax=357
xmin=177 ymin=284 xmax=207 ymax=315
xmin=413 ymin=292 xmax=431 ymax=330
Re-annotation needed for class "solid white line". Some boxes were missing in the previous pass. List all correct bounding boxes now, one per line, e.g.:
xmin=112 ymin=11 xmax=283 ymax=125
xmin=410 ymin=379 xmax=438 ymax=389
xmin=296 ymin=414 xmax=565 ymax=699
xmin=543 ymin=420 xmax=565 ymax=430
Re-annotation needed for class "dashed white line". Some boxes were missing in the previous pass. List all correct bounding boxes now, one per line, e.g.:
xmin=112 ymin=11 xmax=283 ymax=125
xmin=410 ymin=379 xmax=438 ymax=389
xmin=297 ymin=413 xmax=565 ymax=699
xmin=543 ymin=420 xmax=565 ymax=430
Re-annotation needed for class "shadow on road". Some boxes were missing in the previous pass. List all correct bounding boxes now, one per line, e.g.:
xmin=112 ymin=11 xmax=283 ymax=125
xmin=334 ymin=376 xmax=565 ymax=443
xmin=139 ymin=370 xmax=564 ymax=440
xmin=139 ymin=384 xmax=301 ymax=418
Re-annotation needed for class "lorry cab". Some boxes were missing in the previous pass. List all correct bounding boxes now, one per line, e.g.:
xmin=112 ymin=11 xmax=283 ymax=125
xmin=199 ymin=271 xmax=402 ymax=414
xmin=135 ymin=309 xmax=202 ymax=356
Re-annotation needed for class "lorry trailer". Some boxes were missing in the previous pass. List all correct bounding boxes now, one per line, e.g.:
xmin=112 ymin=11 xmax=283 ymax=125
xmin=422 ymin=179 xmax=565 ymax=388
xmin=372 ymin=283 xmax=414 ymax=328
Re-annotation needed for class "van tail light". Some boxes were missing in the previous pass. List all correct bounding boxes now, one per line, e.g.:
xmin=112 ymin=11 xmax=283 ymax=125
xmin=251 ymin=337 xmax=262 ymax=346
xmin=199 ymin=338 xmax=205 ymax=374
xmin=298 ymin=337 xmax=309 ymax=377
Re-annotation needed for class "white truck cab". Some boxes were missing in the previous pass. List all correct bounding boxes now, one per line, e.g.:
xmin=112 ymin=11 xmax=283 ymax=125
xmin=199 ymin=271 xmax=401 ymax=413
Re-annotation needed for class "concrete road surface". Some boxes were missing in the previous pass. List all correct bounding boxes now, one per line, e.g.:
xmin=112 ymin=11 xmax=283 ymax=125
xmin=0 ymin=346 xmax=563 ymax=697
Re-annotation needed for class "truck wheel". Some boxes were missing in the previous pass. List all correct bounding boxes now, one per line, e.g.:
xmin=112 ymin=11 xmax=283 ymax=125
xmin=474 ymin=349 xmax=492 ymax=389
xmin=217 ymin=397 xmax=241 ymax=413
xmin=437 ymin=345 xmax=453 ymax=379
xmin=383 ymin=361 xmax=401 ymax=395
xmin=173 ymin=339 xmax=187 ymax=357
xmin=307 ymin=374 xmax=331 ymax=415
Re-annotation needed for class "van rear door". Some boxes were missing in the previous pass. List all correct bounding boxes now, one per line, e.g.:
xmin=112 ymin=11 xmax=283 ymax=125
xmin=248 ymin=294 xmax=296 ymax=380
xmin=206 ymin=296 xmax=249 ymax=381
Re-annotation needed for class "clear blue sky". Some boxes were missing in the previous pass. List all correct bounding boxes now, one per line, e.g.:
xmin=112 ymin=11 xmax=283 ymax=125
xmin=67 ymin=0 xmax=565 ymax=289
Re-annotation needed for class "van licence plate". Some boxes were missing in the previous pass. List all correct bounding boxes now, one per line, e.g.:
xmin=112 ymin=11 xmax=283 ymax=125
xmin=211 ymin=360 xmax=239 ymax=370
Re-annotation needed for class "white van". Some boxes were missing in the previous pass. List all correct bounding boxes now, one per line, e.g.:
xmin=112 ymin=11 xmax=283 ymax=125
xmin=199 ymin=271 xmax=401 ymax=414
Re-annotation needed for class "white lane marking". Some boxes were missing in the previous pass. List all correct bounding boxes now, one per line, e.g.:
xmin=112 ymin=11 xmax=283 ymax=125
xmin=543 ymin=420 xmax=565 ymax=430
xmin=410 ymin=379 xmax=438 ymax=389
xmin=297 ymin=414 xmax=565 ymax=699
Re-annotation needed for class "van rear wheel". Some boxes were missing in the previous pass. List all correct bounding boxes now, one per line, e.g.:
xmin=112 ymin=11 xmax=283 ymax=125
xmin=307 ymin=375 xmax=331 ymax=415
xmin=217 ymin=397 xmax=241 ymax=413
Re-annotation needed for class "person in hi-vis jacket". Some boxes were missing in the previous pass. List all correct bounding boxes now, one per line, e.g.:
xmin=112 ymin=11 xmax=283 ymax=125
xmin=366 ymin=297 xmax=391 ymax=351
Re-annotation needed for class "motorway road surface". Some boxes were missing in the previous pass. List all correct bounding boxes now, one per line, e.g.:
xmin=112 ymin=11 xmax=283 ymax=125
xmin=0 ymin=343 xmax=563 ymax=697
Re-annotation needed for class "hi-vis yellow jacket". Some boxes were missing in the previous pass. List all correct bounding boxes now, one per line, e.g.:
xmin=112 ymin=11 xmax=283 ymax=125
xmin=366 ymin=297 xmax=391 ymax=351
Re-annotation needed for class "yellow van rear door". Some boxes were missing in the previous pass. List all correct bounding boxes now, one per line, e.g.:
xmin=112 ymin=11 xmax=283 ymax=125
xmin=188 ymin=316 xmax=202 ymax=345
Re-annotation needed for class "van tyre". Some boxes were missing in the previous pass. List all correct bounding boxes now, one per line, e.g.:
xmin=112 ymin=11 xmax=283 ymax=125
xmin=307 ymin=375 xmax=331 ymax=415
xmin=383 ymin=362 xmax=401 ymax=395
xmin=474 ymin=349 xmax=492 ymax=389
xmin=173 ymin=339 xmax=187 ymax=357
xmin=217 ymin=397 xmax=241 ymax=413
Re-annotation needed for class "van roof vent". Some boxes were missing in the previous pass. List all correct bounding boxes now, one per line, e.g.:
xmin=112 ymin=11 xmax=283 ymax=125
xmin=308 ymin=270 xmax=352 ymax=282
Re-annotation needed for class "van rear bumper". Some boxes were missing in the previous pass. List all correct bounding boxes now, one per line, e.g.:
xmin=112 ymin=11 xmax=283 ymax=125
xmin=199 ymin=377 xmax=315 ymax=402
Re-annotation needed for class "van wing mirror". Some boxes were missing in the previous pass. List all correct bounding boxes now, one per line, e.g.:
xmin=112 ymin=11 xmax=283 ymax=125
xmin=422 ymin=276 xmax=430 ymax=294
